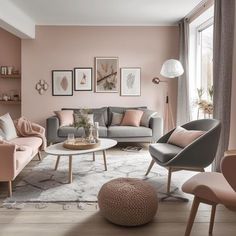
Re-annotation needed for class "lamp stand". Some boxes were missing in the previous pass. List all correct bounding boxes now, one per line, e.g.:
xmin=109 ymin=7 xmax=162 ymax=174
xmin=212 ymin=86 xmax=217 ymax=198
xmin=152 ymin=77 xmax=175 ymax=133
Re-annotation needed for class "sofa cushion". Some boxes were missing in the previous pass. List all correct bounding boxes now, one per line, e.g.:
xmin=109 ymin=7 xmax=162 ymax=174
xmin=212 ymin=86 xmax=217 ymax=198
xmin=11 ymin=137 xmax=42 ymax=153
xmin=149 ymin=143 xmax=183 ymax=163
xmin=111 ymin=112 xmax=124 ymax=126
xmin=54 ymin=110 xmax=74 ymax=127
xmin=108 ymin=106 xmax=147 ymax=126
xmin=108 ymin=126 xmax=152 ymax=138
xmin=63 ymin=107 xmax=108 ymax=126
xmin=121 ymin=110 xmax=144 ymax=127
xmin=16 ymin=146 xmax=34 ymax=170
xmin=58 ymin=126 xmax=107 ymax=138
xmin=0 ymin=113 xmax=18 ymax=140
xmin=138 ymin=108 xmax=158 ymax=127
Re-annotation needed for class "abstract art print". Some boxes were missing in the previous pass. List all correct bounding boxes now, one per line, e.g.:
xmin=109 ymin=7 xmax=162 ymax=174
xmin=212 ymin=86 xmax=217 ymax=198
xmin=121 ymin=68 xmax=141 ymax=96
xmin=52 ymin=70 xmax=73 ymax=96
xmin=95 ymin=57 xmax=118 ymax=93
xmin=74 ymin=68 xmax=92 ymax=91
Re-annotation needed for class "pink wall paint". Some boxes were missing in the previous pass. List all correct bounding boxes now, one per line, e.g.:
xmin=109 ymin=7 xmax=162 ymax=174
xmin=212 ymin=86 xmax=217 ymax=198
xmin=22 ymin=26 xmax=179 ymax=126
xmin=0 ymin=27 xmax=21 ymax=119
xmin=229 ymin=6 xmax=236 ymax=149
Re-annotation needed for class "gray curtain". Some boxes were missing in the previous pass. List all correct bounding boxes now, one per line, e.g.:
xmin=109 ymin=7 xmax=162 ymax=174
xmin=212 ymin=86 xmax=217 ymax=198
xmin=213 ymin=0 xmax=235 ymax=171
xmin=177 ymin=19 xmax=191 ymax=126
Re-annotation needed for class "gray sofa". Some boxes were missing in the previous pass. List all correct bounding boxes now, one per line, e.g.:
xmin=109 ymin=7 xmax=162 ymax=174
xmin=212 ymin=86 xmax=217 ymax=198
xmin=46 ymin=106 xmax=163 ymax=144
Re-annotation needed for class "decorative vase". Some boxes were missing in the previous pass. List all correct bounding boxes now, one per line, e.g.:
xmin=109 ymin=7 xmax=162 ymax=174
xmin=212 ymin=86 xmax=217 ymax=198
xmin=84 ymin=127 xmax=91 ymax=138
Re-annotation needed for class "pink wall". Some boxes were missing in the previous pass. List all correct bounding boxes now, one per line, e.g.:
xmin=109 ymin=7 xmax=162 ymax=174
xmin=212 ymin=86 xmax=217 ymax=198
xmin=229 ymin=5 xmax=236 ymax=149
xmin=22 ymin=26 xmax=179 ymax=126
xmin=0 ymin=27 xmax=21 ymax=119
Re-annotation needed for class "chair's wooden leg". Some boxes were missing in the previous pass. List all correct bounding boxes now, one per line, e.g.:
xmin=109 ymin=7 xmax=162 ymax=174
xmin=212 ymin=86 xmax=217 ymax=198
xmin=167 ymin=167 xmax=172 ymax=193
xmin=184 ymin=196 xmax=200 ymax=236
xmin=93 ymin=152 xmax=95 ymax=161
xmin=145 ymin=159 xmax=155 ymax=176
xmin=68 ymin=155 xmax=73 ymax=184
xmin=103 ymin=150 xmax=107 ymax=171
xmin=209 ymin=205 xmax=217 ymax=235
xmin=8 ymin=181 xmax=12 ymax=197
xmin=37 ymin=151 xmax=42 ymax=161
xmin=55 ymin=156 xmax=61 ymax=170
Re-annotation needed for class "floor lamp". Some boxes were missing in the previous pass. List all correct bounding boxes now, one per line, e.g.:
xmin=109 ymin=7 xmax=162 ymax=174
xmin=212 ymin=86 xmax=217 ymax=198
xmin=152 ymin=59 xmax=184 ymax=133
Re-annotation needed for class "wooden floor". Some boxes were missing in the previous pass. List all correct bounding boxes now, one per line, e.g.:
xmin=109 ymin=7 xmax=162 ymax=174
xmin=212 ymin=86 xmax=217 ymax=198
xmin=0 ymin=201 xmax=236 ymax=236
xmin=0 ymin=146 xmax=236 ymax=235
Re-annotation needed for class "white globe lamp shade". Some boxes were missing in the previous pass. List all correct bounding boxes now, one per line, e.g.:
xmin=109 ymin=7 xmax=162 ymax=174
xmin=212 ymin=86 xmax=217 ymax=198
xmin=160 ymin=59 xmax=184 ymax=78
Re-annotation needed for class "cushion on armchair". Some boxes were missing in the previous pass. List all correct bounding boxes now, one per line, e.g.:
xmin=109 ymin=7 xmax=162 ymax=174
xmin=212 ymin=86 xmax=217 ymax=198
xmin=149 ymin=143 xmax=183 ymax=163
xmin=167 ymin=126 xmax=205 ymax=148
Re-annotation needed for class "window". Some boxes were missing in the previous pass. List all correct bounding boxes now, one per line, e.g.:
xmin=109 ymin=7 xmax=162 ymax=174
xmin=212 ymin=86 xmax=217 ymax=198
xmin=189 ymin=7 xmax=214 ymax=120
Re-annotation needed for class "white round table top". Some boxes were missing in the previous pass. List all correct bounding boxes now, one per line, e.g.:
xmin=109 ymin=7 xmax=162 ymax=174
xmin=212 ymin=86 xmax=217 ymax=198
xmin=45 ymin=138 xmax=117 ymax=156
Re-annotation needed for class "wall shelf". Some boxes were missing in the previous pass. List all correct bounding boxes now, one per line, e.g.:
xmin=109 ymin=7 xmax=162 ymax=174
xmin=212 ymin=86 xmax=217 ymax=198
xmin=0 ymin=100 xmax=21 ymax=105
xmin=0 ymin=74 xmax=21 ymax=79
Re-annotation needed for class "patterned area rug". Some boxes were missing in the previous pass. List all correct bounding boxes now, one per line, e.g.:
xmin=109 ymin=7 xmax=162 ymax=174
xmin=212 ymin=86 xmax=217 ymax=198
xmin=5 ymin=149 xmax=194 ymax=202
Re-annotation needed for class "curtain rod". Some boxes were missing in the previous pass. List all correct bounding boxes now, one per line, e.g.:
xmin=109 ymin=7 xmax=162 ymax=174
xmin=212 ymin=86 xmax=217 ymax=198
xmin=185 ymin=0 xmax=214 ymax=22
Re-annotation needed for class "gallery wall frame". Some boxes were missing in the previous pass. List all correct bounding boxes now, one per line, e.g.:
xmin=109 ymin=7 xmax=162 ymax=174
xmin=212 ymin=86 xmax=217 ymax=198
xmin=120 ymin=67 xmax=141 ymax=97
xmin=74 ymin=67 xmax=93 ymax=91
xmin=52 ymin=70 xmax=73 ymax=96
xmin=95 ymin=57 xmax=119 ymax=93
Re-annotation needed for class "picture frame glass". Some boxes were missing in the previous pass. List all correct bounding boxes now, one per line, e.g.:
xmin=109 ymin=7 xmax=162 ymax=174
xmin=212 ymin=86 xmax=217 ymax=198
xmin=52 ymin=71 xmax=73 ymax=96
xmin=121 ymin=68 xmax=141 ymax=96
xmin=95 ymin=57 xmax=118 ymax=93
xmin=74 ymin=68 xmax=92 ymax=91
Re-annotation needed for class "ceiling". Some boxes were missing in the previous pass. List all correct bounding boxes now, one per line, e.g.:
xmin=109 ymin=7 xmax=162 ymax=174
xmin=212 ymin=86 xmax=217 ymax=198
xmin=9 ymin=0 xmax=203 ymax=26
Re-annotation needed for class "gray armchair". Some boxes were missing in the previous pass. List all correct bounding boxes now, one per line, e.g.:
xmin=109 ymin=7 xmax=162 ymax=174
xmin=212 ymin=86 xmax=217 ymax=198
xmin=145 ymin=119 xmax=221 ymax=201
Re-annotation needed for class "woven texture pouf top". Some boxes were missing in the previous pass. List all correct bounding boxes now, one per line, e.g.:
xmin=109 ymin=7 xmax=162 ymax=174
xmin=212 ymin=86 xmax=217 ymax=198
xmin=98 ymin=178 xmax=158 ymax=226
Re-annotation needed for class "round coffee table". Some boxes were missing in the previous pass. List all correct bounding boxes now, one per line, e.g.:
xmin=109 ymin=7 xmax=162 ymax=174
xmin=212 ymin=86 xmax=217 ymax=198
xmin=45 ymin=138 xmax=117 ymax=183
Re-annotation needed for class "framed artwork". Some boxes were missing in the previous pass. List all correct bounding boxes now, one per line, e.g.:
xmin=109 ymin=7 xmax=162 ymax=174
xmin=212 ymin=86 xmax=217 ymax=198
xmin=120 ymin=67 xmax=141 ymax=96
xmin=1 ymin=66 xmax=7 ymax=75
xmin=52 ymin=70 xmax=73 ymax=96
xmin=95 ymin=57 xmax=119 ymax=93
xmin=74 ymin=67 xmax=92 ymax=91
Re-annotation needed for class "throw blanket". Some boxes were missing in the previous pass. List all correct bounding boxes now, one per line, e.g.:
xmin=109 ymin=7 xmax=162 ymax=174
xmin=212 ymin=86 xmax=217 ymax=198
xmin=14 ymin=117 xmax=47 ymax=151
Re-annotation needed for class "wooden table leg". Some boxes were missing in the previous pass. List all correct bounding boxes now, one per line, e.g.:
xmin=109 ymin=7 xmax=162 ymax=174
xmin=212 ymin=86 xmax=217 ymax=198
xmin=103 ymin=150 xmax=107 ymax=171
xmin=55 ymin=156 xmax=61 ymax=170
xmin=93 ymin=152 xmax=95 ymax=161
xmin=68 ymin=155 xmax=73 ymax=183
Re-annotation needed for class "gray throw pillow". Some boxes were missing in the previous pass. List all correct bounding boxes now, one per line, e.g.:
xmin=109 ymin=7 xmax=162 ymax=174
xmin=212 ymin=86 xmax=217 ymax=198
xmin=111 ymin=112 xmax=124 ymax=126
xmin=0 ymin=113 xmax=18 ymax=140
xmin=92 ymin=112 xmax=106 ymax=127
xmin=139 ymin=109 xmax=157 ymax=127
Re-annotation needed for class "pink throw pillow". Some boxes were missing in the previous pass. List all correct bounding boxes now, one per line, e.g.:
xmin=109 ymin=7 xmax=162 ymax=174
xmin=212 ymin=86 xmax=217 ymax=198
xmin=167 ymin=126 xmax=205 ymax=148
xmin=54 ymin=110 xmax=74 ymax=127
xmin=121 ymin=110 xmax=144 ymax=127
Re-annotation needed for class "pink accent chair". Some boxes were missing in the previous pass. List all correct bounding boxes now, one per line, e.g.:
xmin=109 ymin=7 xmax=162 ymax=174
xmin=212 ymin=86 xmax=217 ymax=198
xmin=182 ymin=155 xmax=236 ymax=236
xmin=0 ymin=137 xmax=42 ymax=197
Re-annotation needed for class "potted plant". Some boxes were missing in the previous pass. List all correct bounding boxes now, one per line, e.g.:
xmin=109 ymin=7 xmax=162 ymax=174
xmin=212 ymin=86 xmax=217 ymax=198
xmin=74 ymin=109 xmax=93 ymax=138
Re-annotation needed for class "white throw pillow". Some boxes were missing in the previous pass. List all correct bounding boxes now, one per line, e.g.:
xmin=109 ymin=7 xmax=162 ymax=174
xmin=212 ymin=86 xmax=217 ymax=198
xmin=0 ymin=113 xmax=18 ymax=140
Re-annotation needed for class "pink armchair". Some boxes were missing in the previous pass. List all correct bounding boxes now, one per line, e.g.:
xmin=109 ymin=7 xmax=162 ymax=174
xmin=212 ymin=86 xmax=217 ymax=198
xmin=0 ymin=137 xmax=43 ymax=197
xmin=182 ymin=154 xmax=236 ymax=236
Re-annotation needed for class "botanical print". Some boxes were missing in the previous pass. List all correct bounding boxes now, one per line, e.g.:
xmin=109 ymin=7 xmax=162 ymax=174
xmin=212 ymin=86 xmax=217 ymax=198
xmin=95 ymin=57 xmax=118 ymax=92
xmin=52 ymin=70 xmax=73 ymax=96
xmin=121 ymin=68 xmax=141 ymax=96
xmin=74 ymin=68 xmax=92 ymax=91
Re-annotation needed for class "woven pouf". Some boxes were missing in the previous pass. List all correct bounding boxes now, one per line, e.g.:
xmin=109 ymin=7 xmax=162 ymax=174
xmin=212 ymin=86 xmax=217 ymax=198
xmin=98 ymin=178 xmax=158 ymax=226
